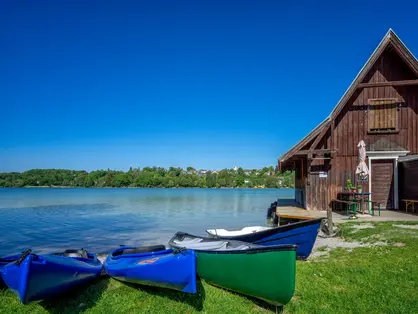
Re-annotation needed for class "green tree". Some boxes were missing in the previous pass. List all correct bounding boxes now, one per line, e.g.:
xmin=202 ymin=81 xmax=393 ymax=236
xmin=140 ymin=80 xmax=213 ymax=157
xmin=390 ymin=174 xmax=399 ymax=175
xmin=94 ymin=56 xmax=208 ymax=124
xmin=114 ymin=172 xmax=131 ymax=187
xmin=237 ymin=167 xmax=245 ymax=176
xmin=0 ymin=166 xmax=294 ymax=189
xmin=206 ymin=172 xmax=217 ymax=188
xmin=265 ymin=176 xmax=278 ymax=188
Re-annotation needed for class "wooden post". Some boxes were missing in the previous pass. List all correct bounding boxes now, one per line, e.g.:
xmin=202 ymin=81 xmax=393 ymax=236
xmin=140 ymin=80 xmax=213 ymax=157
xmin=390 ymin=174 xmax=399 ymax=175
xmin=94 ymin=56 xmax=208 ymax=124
xmin=327 ymin=202 xmax=334 ymax=236
xmin=307 ymin=154 xmax=313 ymax=186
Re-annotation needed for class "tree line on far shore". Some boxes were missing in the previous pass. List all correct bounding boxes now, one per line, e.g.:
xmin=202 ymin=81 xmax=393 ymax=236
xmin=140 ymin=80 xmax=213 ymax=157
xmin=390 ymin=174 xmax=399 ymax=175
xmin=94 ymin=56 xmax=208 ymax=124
xmin=0 ymin=167 xmax=295 ymax=188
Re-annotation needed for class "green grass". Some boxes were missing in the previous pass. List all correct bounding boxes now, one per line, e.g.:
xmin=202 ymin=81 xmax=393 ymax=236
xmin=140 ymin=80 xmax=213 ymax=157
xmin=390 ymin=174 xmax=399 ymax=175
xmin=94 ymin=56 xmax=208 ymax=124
xmin=1 ymin=222 xmax=418 ymax=313
xmin=284 ymin=221 xmax=418 ymax=314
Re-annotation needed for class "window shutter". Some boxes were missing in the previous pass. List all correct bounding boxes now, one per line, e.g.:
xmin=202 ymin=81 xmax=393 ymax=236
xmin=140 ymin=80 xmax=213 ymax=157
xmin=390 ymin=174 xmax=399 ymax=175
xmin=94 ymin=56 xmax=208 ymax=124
xmin=368 ymin=98 xmax=399 ymax=132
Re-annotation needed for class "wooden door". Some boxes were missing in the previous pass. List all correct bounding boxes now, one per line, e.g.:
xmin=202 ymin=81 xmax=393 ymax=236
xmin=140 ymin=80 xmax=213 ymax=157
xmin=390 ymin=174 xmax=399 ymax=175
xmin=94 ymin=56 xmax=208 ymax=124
xmin=371 ymin=160 xmax=394 ymax=209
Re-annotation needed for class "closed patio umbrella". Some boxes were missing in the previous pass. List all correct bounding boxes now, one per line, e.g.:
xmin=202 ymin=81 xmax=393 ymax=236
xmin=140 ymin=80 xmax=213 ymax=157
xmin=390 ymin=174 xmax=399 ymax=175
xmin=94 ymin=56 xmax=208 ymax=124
xmin=355 ymin=140 xmax=369 ymax=214
xmin=355 ymin=140 xmax=369 ymax=179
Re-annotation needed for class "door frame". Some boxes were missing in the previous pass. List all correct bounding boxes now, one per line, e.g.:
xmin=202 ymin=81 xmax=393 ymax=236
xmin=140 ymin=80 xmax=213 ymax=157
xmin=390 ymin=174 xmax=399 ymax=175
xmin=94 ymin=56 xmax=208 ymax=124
xmin=367 ymin=151 xmax=409 ymax=209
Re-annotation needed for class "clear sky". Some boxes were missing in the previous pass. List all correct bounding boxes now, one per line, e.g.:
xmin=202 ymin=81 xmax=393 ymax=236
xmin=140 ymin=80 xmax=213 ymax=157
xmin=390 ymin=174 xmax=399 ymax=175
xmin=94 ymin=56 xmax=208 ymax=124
xmin=1 ymin=1 xmax=418 ymax=172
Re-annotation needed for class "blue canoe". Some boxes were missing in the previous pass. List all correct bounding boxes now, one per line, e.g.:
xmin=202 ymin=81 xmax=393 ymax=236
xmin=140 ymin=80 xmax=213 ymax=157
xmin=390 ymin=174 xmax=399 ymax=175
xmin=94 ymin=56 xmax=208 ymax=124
xmin=104 ymin=245 xmax=197 ymax=294
xmin=206 ymin=218 xmax=323 ymax=259
xmin=0 ymin=255 xmax=19 ymax=287
xmin=0 ymin=249 xmax=102 ymax=304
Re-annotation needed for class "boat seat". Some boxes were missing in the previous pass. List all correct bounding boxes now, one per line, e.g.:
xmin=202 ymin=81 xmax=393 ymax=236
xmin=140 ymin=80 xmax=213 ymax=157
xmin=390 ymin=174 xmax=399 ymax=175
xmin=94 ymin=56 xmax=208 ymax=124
xmin=53 ymin=249 xmax=89 ymax=259
xmin=176 ymin=240 xmax=229 ymax=250
xmin=229 ymin=244 xmax=251 ymax=250
xmin=213 ymin=242 xmax=228 ymax=251
xmin=173 ymin=238 xmax=203 ymax=245
xmin=113 ymin=245 xmax=166 ymax=256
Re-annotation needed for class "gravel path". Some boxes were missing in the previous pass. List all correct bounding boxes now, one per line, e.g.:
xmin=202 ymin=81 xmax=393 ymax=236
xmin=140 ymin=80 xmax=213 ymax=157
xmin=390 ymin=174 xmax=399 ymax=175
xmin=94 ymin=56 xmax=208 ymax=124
xmin=309 ymin=230 xmax=387 ymax=259
xmin=393 ymin=224 xmax=418 ymax=230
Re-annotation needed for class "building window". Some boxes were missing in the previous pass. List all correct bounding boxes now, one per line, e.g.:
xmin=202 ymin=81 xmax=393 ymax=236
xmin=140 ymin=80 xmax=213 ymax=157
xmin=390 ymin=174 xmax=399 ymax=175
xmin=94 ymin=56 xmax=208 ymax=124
xmin=368 ymin=98 xmax=399 ymax=133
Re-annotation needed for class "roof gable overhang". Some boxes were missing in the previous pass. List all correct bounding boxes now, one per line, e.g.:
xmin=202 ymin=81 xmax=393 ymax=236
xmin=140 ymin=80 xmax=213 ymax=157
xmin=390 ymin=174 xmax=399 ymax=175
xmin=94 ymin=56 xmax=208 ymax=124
xmin=278 ymin=29 xmax=418 ymax=168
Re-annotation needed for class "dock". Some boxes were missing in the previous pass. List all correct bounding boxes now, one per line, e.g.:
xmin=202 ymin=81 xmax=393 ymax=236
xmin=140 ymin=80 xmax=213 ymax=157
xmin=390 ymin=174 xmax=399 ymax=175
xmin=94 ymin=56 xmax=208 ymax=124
xmin=275 ymin=199 xmax=326 ymax=219
xmin=275 ymin=198 xmax=418 ymax=223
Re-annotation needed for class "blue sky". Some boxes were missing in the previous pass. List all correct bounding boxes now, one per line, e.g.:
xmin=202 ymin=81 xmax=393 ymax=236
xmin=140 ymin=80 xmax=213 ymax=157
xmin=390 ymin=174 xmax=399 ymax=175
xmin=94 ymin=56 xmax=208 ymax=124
xmin=1 ymin=1 xmax=418 ymax=172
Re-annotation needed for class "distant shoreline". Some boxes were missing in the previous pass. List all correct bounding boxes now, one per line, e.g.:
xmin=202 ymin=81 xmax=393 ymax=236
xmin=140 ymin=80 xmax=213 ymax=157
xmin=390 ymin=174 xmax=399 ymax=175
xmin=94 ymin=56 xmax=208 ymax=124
xmin=0 ymin=168 xmax=295 ymax=189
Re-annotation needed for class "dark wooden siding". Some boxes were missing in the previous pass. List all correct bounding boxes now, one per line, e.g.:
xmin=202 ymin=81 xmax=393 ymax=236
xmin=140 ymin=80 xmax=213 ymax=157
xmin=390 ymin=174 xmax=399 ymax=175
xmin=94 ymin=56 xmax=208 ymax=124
xmin=333 ymin=49 xmax=418 ymax=157
xmin=371 ymin=160 xmax=394 ymax=209
xmin=304 ymin=47 xmax=418 ymax=211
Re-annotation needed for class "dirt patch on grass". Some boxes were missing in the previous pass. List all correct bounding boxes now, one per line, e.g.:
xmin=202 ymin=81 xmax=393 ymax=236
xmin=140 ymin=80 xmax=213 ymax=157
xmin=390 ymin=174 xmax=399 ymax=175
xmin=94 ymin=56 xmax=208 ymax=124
xmin=331 ymin=285 xmax=346 ymax=292
xmin=349 ymin=223 xmax=375 ymax=233
xmin=310 ymin=231 xmax=388 ymax=259
xmin=394 ymin=230 xmax=418 ymax=238
xmin=393 ymin=224 xmax=418 ymax=230
xmin=393 ymin=242 xmax=406 ymax=247
xmin=362 ymin=233 xmax=387 ymax=242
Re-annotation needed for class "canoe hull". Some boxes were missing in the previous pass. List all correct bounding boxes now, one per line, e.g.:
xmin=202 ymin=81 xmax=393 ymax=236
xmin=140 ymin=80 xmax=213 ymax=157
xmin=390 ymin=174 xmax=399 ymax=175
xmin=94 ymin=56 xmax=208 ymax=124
xmin=1 ymin=252 xmax=102 ymax=304
xmin=168 ymin=233 xmax=296 ymax=305
xmin=0 ymin=255 xmax=19 ymax=287
xmin=104 ymin=247 xmax=197 ymax=294
xmin=196 ymin=246 xmax=296 ymax=306
xmin=209 ymin=219 xmax=323 ymax=259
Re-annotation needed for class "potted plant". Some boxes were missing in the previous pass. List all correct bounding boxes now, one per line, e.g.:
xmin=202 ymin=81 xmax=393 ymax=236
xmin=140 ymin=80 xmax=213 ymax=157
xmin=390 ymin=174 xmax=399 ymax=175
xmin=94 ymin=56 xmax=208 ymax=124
xmin=357 ymin=185 xmax=363 ymax=193
xmin=346 ymin=179 xmax=355 ymax=191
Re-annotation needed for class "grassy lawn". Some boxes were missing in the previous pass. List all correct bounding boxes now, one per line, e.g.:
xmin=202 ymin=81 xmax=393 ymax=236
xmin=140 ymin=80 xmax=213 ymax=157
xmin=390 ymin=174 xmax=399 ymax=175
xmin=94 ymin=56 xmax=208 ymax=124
xmin=1 ymin=221 xmax=417 ymax=313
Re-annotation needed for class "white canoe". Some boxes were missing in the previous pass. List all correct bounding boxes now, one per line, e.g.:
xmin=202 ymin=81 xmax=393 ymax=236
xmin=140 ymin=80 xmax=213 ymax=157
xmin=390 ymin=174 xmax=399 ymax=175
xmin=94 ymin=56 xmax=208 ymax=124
xmin=206 ymin=226 xmax=272 ymax=237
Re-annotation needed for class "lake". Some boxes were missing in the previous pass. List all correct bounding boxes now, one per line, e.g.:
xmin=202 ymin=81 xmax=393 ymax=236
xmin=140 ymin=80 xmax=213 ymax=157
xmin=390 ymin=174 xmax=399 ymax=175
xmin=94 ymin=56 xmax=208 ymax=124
xmin=0 ymin=188 xmax=294 ymax=256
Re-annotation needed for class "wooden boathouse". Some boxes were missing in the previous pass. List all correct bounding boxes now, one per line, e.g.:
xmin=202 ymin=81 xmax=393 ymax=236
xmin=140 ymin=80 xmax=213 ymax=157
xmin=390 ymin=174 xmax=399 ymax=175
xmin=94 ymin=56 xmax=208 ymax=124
xmin=278 ymin=29 xmax=418 ymax=211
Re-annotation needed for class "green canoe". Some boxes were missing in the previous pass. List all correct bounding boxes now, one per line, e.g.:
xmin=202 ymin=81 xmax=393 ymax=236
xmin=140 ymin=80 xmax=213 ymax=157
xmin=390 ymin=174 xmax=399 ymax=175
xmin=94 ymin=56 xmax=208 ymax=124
xmin=169 ymin=232 xmax=296 ymax=306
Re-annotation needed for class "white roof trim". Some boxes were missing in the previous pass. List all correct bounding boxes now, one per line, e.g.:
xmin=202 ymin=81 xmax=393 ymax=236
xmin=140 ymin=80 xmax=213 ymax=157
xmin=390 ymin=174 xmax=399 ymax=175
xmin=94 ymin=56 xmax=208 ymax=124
xmin=366 ymin=151 xmax=409 ymax=158
xmin=392 ymin=28 xmax=418 ymax=65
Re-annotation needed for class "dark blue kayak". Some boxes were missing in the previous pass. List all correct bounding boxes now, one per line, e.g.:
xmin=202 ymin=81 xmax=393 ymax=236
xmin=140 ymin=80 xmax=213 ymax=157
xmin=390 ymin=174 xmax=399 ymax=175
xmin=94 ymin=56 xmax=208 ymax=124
xmin=0 ymin=249 xmax=102 ymax=304
xmin=206 ymin=218 xmax=323 ymax=259
xmin=104 ymin=245 xmax=197 ymax=294
xmin=0 ymin=255 xmax=19 ymax=287
xmin=0 ymin=256 xmax=19 ymax=267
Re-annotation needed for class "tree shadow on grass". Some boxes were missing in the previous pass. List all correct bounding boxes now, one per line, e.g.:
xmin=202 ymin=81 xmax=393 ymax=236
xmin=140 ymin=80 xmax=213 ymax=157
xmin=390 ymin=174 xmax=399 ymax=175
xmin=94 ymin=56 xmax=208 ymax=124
xmin=40 ymin=276 xmax=110 ymax=314
xmin=122 ymin=278 xmax=205 ymax=311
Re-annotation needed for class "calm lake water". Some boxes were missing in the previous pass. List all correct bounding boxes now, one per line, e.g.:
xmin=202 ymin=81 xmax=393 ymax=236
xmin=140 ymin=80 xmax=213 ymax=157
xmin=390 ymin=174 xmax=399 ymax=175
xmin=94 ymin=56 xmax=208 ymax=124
xmin=0 ymin=188 xmax=294 ymax=256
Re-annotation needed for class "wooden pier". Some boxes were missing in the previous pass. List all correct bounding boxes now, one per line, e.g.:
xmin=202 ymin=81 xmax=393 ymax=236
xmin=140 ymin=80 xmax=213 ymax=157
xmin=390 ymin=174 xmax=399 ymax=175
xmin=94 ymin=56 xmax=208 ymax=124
xmin=274 ymin=199 xmax=326 ymax=225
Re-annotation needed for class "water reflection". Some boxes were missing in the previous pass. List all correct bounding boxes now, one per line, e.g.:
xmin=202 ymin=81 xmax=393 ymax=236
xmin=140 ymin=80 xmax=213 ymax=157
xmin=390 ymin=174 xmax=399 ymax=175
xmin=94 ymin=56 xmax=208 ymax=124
xmin=0 ymin=188 xmax=294 ymax=255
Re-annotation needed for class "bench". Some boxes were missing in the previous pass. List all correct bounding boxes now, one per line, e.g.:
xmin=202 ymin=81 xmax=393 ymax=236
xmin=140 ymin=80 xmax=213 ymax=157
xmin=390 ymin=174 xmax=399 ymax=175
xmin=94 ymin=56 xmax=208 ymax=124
xmin=349 ymin=199 xmax=381 ymax=216
xmin=366 ymin=201 xmax=381 ymax=216
xmin=331 ymin=199 xmax=357 ymax=216
xmin=402 ymin=199 xmax=418 ymax=213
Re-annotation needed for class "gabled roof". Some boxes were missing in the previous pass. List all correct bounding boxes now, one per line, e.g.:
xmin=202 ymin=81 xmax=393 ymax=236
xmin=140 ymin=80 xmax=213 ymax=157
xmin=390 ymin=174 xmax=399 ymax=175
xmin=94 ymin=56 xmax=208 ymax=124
xmin=279 ymin=117 xmax=330 ymax=162
xmin=330 ymin=29 xmax=418 ymax=119
xmin=279 ymin=29 xmax=418 ymax=165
